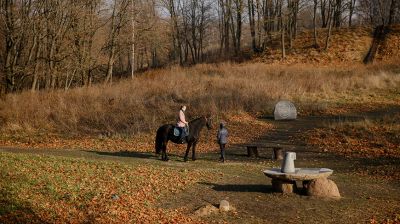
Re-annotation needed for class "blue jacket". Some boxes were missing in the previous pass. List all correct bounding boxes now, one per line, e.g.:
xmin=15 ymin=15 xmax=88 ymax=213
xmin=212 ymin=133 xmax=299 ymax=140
xmin=217 ymin=127 xmax=228 ymax=144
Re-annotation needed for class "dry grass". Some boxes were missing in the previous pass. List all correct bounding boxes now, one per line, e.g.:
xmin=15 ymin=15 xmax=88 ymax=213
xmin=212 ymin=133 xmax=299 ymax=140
xmin=0 ymin=62 xmax=399 ymax=138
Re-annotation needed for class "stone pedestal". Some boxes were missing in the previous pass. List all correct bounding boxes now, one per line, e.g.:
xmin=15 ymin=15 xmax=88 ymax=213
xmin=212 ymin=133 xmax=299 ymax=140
xmin=271 ymin=179 xmax=297 ymax=193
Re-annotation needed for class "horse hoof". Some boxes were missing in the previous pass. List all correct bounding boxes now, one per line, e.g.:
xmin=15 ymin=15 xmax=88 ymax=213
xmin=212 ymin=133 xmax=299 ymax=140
xmin=184 ymin=158 xmax=188 ymax=162
xmin=192 ymin=158 xmax=196 ymax=161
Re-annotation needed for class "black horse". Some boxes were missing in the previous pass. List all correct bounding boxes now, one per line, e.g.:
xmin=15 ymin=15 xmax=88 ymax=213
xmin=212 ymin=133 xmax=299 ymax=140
xmin=155 ymin=116 xmax=212 ymax=161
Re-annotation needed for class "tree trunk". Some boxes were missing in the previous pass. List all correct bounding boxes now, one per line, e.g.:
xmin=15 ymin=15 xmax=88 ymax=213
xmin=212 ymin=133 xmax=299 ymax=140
xmin=235 ymin=0 xmax=242 ymax=55
xmin=31 ymin=42 xmax=41 ymax=92
xmin=287 ymin=0 xmax=293 ymax=49
xmin=248 ymin=0 xmax=257 ymax=52
xmin=325 ymin=1 xmax=335 ymax=51
xmin=333 ymin=0 xmax=342 ymax=28
xmin=348 ymin=0 xmax=355 ymax=27
xmin=280 ymin=1 xmax=286 ymax=60
xmin=225 ymin=0 xmax=231 ymax=54
xmin=320 ymin=0 xmax=328 ymax=28
xmin=105 ymin=3 xmax=117 ymax=84
xmin=388 ymin=0 xmax=398 ymax=25
xmin=131 ymin=0 xmax=135 ymax=79
xmin=313 ymin=0 xmax=319 ymax=48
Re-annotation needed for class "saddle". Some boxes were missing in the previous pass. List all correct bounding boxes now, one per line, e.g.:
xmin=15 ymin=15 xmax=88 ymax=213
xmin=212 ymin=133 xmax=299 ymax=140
xmin=173 ymin=127 xmax=180 ymax=137
xmin=173 ymin=126 xmax=189 ymax=143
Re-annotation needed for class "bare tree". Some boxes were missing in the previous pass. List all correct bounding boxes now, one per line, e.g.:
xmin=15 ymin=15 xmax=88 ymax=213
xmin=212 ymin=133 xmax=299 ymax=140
xmin=233 ymin=0 xmax=243 ymax=55
xmin=248 ymin=0 xmax=258 ymax=52
xmin=348 ymin=0 xmax=356 ymax=26
xmin=105 ymin=0 xmax=130 ymax=84
xmin=279 ymin=0 xmax=286 ymax=59
xmin=313 ymin=0 xmax=319 ymax=47
xmin=325 ymin=0 xmax=335 ymax=50
xmin=388 ymin=0 xmax=399 ymax=25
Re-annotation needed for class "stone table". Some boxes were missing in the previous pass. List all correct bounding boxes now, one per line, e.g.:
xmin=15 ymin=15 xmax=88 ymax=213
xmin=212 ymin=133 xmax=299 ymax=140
xmin=263 ymin=168 xmax=334 ymax=194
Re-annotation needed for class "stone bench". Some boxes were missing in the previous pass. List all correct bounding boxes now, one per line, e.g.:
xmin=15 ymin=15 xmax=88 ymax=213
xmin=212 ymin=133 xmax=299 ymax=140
xmin=263 ymin=168 xmax=340 ymax=198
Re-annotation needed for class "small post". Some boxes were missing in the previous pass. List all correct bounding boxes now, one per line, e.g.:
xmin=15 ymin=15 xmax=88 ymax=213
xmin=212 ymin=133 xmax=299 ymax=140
xmin=272 ymin=147 xmax=284 ymax=160
xmin=247 ymin=146 xmax=259 ymax=157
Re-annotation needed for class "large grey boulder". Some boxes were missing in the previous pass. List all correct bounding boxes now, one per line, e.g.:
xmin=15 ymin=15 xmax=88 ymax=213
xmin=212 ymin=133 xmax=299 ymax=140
xmin=274 ymin=101 xmax=297 ymax=120
xmin=306 ymin=178 xmax=341 ymax=199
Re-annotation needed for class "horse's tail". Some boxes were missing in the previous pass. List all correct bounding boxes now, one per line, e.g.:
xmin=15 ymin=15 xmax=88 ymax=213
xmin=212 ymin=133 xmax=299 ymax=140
xmin=155 ymin=126 xmax=165 ymax=154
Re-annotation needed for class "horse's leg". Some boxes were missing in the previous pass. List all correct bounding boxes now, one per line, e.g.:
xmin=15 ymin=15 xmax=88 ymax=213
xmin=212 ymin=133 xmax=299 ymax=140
xmin=192 ymin=141 xmax=198 ymax=161
xmin=161 ymin=144 xmax=165 ymax=161
xmin=162 ymin=142 xmax=169 ymax=161
xmin=184 ymin=142 xmax=192 ymax=162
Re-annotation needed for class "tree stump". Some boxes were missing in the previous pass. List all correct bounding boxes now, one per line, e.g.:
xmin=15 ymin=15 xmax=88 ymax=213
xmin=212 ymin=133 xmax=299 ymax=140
xmin=272 ymin=147 xmax=283 ymax=160
xmin=247 ymin=146 xmax=259 ymax=157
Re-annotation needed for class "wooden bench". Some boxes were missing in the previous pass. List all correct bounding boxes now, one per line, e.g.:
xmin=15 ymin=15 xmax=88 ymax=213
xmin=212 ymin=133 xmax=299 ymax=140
xmin=246 ymin=145 xmax=284 ymax=160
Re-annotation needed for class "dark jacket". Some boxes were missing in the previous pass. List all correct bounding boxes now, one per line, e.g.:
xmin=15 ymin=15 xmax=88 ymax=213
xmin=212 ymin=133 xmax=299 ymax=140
xmin=217 ymin=126 xmax=228 ymax=144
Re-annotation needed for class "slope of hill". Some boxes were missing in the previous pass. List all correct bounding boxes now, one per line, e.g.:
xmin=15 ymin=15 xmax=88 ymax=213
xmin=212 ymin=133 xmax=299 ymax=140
xmin=376 ymin=25 xmax=400 ymax=61
xmin=253 ymin=25 xmax=400 ymax=65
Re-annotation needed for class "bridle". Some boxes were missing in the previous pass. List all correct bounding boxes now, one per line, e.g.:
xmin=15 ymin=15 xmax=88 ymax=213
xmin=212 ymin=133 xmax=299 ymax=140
xmin=204 ymin=116 xmax=212 ymax=129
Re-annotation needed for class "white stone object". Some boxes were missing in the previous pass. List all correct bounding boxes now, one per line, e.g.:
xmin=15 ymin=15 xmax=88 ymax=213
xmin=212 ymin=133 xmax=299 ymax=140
xmin=281 ymin=152 xmax=296 ymax=173
xmin=274 ymin=101 xmax=297 ymax=120
xmin=219 ymin=200 xmax=230 ymax=212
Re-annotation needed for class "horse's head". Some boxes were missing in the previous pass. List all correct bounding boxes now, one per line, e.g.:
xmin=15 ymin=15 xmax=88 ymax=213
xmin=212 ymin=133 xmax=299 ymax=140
xmin=204 ymin=115 xmax=212 ymax=130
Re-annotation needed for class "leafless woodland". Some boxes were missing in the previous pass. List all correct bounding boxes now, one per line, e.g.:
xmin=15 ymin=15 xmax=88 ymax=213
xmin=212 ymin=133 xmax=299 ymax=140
xmin=0 ymin=0 xmax=399 ymax=93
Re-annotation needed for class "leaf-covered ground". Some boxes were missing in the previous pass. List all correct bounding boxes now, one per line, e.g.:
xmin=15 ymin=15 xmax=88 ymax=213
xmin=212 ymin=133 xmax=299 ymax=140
xmin=306 ymin=113 xmax=400 ymax=159
xmin=0 ymin=153 xmax=212 ymax=223
xmin=305 ymin=111 xmax=400 ymax=182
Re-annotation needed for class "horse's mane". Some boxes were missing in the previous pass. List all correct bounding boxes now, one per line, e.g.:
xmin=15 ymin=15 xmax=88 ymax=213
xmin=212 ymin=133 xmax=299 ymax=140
xmin=189 ymin=117 xmax=205 ymax=124
xmin=189 ymin=116 xmax=204 ymax=127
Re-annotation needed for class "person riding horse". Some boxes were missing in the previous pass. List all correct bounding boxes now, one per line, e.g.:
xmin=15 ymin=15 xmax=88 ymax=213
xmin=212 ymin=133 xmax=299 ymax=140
xmin=177 ymin=105 xmax=189 ymax=143
xmin=156 ymin=114 xmax=212 ymax=161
